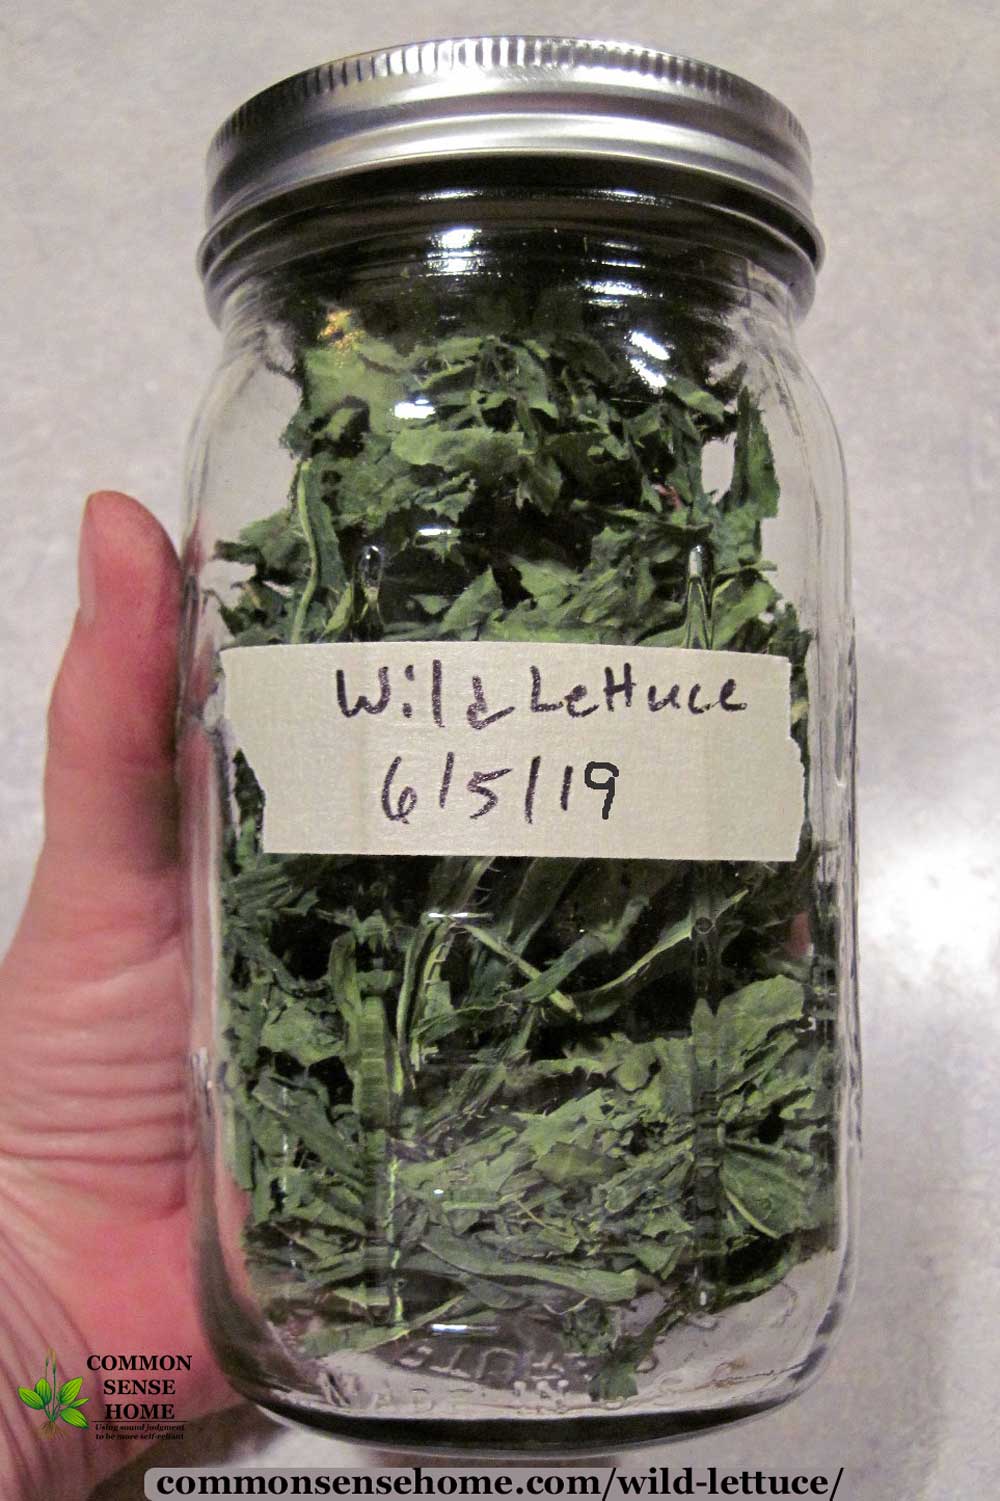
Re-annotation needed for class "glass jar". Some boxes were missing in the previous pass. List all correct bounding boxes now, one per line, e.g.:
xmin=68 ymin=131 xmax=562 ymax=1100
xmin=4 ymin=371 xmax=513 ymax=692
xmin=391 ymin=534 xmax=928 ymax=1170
xmin=180 ymin=37 xmax=858 ymax=1454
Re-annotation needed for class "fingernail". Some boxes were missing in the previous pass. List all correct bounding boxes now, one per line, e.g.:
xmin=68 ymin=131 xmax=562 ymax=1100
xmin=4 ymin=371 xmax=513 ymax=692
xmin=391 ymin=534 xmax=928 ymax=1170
xmin=78 ymin=498 xmax=99 ymax=625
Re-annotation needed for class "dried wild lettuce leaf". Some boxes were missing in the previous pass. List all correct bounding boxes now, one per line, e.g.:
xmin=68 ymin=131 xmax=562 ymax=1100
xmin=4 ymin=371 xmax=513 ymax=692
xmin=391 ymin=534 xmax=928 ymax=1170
xmin=212 ymin=297 xmax=836 ymax=1400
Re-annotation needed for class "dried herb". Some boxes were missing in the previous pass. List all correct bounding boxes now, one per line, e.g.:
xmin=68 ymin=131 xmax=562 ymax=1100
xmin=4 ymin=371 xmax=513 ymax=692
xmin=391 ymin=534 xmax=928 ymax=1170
xmin=212 ymin=285 xmax=834 ymax=1400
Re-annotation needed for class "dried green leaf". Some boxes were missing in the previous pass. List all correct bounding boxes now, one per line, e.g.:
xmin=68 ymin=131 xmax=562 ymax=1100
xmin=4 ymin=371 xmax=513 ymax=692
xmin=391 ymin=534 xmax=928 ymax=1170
xmin=212 ymin=297 xmax=834 ymax=1400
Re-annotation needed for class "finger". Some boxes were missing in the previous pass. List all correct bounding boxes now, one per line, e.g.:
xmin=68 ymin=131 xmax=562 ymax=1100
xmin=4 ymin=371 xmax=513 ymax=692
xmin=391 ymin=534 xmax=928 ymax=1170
xmin=12 ymin=492 xmax=182 ymax=958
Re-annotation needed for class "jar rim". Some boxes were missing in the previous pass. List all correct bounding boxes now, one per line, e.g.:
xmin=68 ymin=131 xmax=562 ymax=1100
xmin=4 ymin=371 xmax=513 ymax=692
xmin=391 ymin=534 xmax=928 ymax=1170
xmin=200 ymin=35 xmax=823 ymax=292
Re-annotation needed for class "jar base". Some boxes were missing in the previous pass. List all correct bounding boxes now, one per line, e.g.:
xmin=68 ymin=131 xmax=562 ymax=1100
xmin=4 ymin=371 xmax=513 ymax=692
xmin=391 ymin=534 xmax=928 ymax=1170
xmin=242 ymin=1384 xmax=787 ymax=1459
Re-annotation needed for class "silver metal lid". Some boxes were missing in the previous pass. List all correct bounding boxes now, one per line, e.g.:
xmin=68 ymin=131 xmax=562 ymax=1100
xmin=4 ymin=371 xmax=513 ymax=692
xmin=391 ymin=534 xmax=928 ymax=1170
xmin=201 ymin=36 xmax=821 ymax=286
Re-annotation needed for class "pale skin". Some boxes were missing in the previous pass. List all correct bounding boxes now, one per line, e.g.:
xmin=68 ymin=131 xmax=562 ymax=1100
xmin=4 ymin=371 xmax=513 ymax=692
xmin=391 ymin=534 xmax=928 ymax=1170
xmin=0 ymin=493 xmax=237 ymax=1499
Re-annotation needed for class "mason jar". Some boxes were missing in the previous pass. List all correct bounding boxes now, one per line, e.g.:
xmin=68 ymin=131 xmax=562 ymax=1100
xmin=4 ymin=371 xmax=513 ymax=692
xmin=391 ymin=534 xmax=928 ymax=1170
xmin=180 ymin=36 xmax=858 ymax=1453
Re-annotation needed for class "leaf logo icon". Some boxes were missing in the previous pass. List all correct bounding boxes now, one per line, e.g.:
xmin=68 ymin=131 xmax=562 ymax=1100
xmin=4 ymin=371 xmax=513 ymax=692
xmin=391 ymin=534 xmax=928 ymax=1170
xmin=15 ymin=1351 xmax=89 ymax=1436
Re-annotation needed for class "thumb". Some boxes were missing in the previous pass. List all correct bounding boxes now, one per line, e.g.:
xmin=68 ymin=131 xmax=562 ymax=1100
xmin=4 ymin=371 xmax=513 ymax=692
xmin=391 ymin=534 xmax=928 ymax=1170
xmin=9 ymin=491 xmax=183 ymax=971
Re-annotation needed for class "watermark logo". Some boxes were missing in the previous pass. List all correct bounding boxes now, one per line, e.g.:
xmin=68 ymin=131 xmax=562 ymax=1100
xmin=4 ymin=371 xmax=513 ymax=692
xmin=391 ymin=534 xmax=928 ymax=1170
xmin=88 ymin=1351 xmax=191 ymax=1442
xmin=16 ymin=1348 xmax=89 ymax=1438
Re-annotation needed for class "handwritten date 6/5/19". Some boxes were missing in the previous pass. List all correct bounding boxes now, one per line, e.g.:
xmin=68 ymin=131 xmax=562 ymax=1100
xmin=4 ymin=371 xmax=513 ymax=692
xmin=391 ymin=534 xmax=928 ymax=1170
xmin=381 ymin=752 xmax=620 ymax=826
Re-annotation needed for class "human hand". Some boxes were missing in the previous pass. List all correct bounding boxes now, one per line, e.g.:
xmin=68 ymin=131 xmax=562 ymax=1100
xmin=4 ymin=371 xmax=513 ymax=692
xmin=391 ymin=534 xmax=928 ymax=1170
xmin=0 ymin=493 xmax=237 ymax=1500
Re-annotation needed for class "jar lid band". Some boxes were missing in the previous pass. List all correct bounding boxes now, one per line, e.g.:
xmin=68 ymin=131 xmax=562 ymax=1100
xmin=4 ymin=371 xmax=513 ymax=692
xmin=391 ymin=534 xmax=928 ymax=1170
xmin=201 ymin=36 xmax=821 ymax=285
